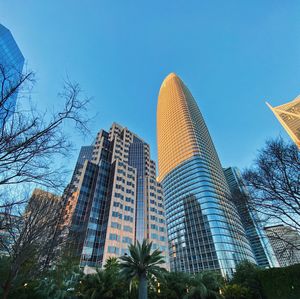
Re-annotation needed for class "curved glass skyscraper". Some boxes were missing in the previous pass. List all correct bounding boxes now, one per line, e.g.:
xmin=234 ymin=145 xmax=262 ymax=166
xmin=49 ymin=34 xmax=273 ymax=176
xmin=157 ymin=73 xmax=256 ymax=276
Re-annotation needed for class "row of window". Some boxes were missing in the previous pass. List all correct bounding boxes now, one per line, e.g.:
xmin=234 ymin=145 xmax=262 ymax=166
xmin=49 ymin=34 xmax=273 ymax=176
xmin=150 ymin=215 xmax=165 ymax=224
xmin=112 ymin=212 xmax=134 ymax=222
xmin=114 ymin=193 xmax=134 ymax=203
xmin=151 ymin=233 xmax=166 ymax=242
xmin=150 ymin=224 xmax=165 ymax=232
xmin=113 ymin=202 xmax=134 ymax=213
xmin=109 ymin=233 xmax=133 ymax=243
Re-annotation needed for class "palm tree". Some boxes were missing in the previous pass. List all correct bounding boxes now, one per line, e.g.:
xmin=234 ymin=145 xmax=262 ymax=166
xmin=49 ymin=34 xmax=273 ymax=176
xmin=187 ymin=271 xmax=223 ymax=299
xmin=119 ymin=239 xmax=166 ymax=299
xmin=104 ymin=256 xmax=120 ymax=273
xmin=78 ymin=267 xmax=126 ymax=299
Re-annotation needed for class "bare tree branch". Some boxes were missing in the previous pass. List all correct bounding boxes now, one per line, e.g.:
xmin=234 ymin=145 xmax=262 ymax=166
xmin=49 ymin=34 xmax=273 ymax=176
xmin=0 ymin=65 xmax=91 ymax=210
xmin=243 ymin=137 xmax=300 ymax=264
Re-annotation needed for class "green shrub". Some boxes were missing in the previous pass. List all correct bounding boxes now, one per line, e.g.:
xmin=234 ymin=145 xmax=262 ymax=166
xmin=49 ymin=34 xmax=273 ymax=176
xmin=222 ymin=284 xmax=252 ymax=299
xmin=258 ymin=264 xmax=300 ymax=299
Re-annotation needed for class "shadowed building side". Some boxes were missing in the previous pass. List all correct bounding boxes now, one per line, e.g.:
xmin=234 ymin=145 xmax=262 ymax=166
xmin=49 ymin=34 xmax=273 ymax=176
xmin=223 ymin=167 xmax=279 ymax=268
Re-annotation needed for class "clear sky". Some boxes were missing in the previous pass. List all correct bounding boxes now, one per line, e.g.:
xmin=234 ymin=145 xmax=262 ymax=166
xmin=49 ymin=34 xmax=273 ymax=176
xmin=1 ymin=1 xmax=300 ymax=178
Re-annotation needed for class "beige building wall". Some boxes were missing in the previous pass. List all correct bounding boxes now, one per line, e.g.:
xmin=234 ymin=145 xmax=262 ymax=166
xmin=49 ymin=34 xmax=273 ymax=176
xmin=267 ymin=96 xmax=300 ymax=149
xmin=64 ymin=123 xmax=169 ymax=269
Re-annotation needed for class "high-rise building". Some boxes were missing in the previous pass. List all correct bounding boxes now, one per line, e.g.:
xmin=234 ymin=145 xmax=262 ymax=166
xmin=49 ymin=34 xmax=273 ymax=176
xmin=63 ymin=123 xmax=169 ymax=269
xmin=265 ymin=225 xmax=300 ymax=267
xmin=0 ymin=213 xmax=21 ymax=256
xmin=223 ymin=167 xmax=278 ymax=268
xmin=266 ymin=96 xmax=300 ymax=149
xmin=26 ymin=189 xmax=63 ymax=267
xmin=157 ymin=73 xmax=256 ymax=276
xmin=0 ymin=24 xmax=24 ymax=119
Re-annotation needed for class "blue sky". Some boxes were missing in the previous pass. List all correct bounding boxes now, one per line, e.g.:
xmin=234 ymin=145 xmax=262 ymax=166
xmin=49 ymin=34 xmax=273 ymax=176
xmin=1 ymin=1 xmax=300 ymax=177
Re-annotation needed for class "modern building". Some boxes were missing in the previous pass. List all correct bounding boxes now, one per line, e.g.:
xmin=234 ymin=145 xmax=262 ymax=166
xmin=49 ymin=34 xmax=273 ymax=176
xmin=63 ymin=123 xmax=169 ymax=269
xmin=157 ymin=73 xmax=256 ymax=276
xmin=69 ymin=145 xmax=94 ymax=184
xmin=265 ymin=225 xmax=300 ymax=267
xmin=266 ymin=96 xmax=300 ymax=149
xmin=0 ymin=24 xmax=24 ymax=120
xmin=224 ymin=167 xmax=278 ymax=268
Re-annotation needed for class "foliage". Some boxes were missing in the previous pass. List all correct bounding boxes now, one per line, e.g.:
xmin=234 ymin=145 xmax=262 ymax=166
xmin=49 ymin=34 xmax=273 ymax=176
xmin=34 ymin=257 xmax=82 ymax=299
xmin=2 ymin=254 xmax=300 ymax=299
xmin=187 ymin=271 xmax=223 ymax=299
xmin=222 ymin=284 xmax=252 ymax=299
xmin=158 ymin=271 xmax=191 ymax=299
xmin=77 ymin=268 xmax=126 ymax=299
xmin=0 ymin=254 xmax=42 ymax=299
xmin=230 ymin=261 xmax=262 ymax=299
xmin=258 ymin=263 xmax=300 ymax=299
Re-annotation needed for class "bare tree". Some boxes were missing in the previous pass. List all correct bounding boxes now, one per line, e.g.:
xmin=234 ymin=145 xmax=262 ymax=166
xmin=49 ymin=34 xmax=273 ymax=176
xmin=0 ymin=64 xmax=90 ymax=210
xmin=243 ymin=137 xmax=300 ymax=259
xmin=0 ymin=189 xmax=67 ymax=299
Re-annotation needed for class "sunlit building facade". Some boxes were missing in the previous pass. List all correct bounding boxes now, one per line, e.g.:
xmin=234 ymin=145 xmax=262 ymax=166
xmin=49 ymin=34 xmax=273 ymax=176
xmin=63 ymin=123 xmax=169 ymax=269
xmin=0 ymin=24 xmax=24 ymax=119
xmin=266 ymin=96 xmax=300 ymax=149
xmin=157 ymin=73 xmax=256 ymax=276
xmin=224 ymin=167 xmax=278 ymax=268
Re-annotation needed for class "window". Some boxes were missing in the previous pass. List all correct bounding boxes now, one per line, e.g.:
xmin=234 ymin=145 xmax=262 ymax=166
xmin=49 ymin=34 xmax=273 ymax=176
xmin=111 ymin=222 xmax=121 ymax=229
xmin=108 ymin=246 xmax=119 ymax=254
xmin=123 ymin=225 xmax=133 ymax=232
xmin=151 ymin=233 xmax=158 ymax=240
xmin=122 ymin=236 xmax=132 ymax=244
xmin=112 ymin=211 xmax=122 ymax=219
xmin=151 ymin=224 xmax=158 ymax=230
xmin=109 ymin=233 xmax=120 ymax=241
xmin=124 ymin=215 xmax=133 ymax=222
xmin=125 ymin=206 xmax=134 ymax=213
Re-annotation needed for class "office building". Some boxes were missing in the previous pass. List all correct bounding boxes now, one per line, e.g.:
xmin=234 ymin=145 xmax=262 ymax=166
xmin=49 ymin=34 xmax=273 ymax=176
xmin=266 ymin=96 xmax=300 ymax=149
xmin=0 ymin=24 xmax=24 ymax=119
xmin=26 ymin=189 xmax=63 ymax=267
xmin=63 ymin=123 xmax=169 ymax=269
xmin=265 ymin=225 xmax=300 ymax=267
xmin=157 ymin=73 xmax=256 ymax=276
xmin=224 ymin=167 xmax=278 ymax=268
xmin=0 ymin=213 xmax=21 ymax=256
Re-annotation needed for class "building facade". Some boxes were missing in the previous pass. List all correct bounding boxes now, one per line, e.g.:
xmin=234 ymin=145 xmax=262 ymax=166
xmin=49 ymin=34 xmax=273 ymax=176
xmin=63 ymin=123 xmax=169 ymax=268
xmin=266 ymin=97 xmax=300 ymax=149
xmin=26 ymin=189 xmax=63 ymax=267
xmin=157 ymin=73 xmax=256 ymax=276
xmin=265 ymin=225 xmax=300 ymax=267
xmin=0 ymin=24 xmax=24 ymax=120
xmin=0 ymin=213 xmax=21 ymax=256
xmin=223 ymin=167 xmax=278 ymax=268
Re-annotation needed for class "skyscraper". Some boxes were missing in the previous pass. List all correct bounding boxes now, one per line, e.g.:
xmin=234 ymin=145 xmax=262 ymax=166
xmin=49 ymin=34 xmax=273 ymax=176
xmin=266 ymin=96 xmax=300 ymax=149
xmin=0 ymin=24 xmax=24 ymax=119
xmin=224 ymin=167 xmax=278 ymax=268
xmin=157 ymin=73 xmax=256 ymax=276
xmin=63 ymin=123 xmax=169 ymax=269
